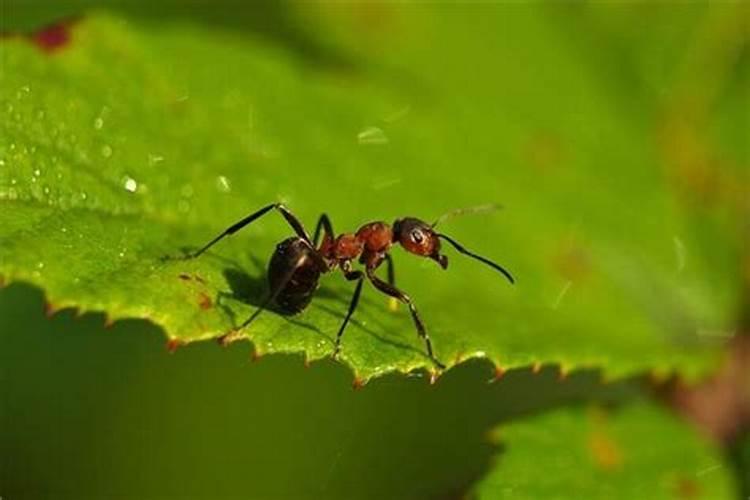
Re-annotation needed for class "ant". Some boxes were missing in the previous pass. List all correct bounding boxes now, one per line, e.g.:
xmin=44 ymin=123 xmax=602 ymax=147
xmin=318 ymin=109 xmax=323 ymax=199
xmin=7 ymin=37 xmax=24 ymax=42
xmin=183 ymin=203 xmax=514 ymax=369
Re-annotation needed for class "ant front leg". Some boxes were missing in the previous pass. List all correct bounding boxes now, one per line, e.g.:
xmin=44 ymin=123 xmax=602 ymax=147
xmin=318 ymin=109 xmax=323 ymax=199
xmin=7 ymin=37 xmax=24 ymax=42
xmin=365 ymin=268 xmax=445 ymax=369
xmin=186 ymin=203 xmax=311 ymax=259
xmin=332 ymin=269 xmax=364 ymax=358
xmin=313 ymin=213 xmax=335 ymax=247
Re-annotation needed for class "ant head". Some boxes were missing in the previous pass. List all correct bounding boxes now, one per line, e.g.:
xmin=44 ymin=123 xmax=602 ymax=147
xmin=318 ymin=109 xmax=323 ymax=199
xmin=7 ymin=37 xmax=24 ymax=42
xmin=392 ymin=217 xmax=448 ymax=269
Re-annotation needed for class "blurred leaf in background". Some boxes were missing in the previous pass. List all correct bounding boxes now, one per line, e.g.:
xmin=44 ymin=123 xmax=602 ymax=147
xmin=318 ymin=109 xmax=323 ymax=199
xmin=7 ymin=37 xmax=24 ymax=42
xmin=475 ymin=402 xmax=735 ymax=499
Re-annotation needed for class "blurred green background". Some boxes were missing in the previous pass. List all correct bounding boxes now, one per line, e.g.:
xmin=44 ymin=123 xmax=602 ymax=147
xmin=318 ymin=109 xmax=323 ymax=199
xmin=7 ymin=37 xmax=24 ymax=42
xmin=1 ymin=1 xmax=747 ymax=498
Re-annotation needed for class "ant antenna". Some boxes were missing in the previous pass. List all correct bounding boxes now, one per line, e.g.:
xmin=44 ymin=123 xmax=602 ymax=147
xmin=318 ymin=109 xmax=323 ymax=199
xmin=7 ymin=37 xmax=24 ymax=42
xmin=431 ymin=203 xmax=502 ymax=228
xmin=437 ymin=233 xmax=515 ymax=284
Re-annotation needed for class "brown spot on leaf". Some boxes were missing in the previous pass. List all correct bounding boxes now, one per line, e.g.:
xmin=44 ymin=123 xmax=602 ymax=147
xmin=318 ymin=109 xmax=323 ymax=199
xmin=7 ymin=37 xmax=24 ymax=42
xmin=523 ymin=132 xmax=566 ymax=172
xmin=178 ymin=273 xmax=192 ymax=281
xmin=197 ymin=292 xmax=212 ymax=310
xmin=553 ymin=240 xmax=592 ymax=282
xmin=492 ymin=366 xmax=506 ymax=382
xmin=674 ymin=476 xmax=700 ymax=500
xmin=587 ymin=429 xmax=623 ymax=471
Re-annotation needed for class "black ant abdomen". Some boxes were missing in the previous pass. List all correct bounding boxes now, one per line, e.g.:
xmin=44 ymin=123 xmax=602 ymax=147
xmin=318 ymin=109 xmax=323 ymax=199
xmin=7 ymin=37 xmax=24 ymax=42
xmin=269 ymin=237 xmax=322 ymax=314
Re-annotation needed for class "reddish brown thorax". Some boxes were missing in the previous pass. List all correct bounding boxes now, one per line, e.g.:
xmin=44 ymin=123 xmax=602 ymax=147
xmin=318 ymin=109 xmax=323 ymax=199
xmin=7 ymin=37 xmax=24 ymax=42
xmin=356 ymin=222 xmax=393 ymax=253
xmin=331 ymin=233 xmax=363 ymax=260
xmin=321 ymin=221 xmax=394 ymax=265
xmin=319 ymin=217 xmax=447 ymax=270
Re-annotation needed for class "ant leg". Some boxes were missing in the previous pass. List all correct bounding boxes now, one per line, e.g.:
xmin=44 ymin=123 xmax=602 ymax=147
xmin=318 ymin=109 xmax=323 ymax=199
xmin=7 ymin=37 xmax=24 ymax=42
xmin=333 ymin=270 xmax=364 ymax=357
xmin=383 ymin=253 xmax=399 ymax=311
xmin=187 ymin=203 xmax=311 ymax=259
xmin=384 ymin=253 xmax=395 ymax=286
xmin=312 ymin=213 xmax=335 ymax=247
xmin=234 ymin=253 xmax=308 ymax=332
xmin=365 ymin=268 xmax=445 ymax=369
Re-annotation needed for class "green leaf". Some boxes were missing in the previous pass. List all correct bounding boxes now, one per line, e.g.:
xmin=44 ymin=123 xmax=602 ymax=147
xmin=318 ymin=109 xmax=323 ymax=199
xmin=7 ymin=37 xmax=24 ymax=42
xmin=475 ymin=402 xmax=736 ymax=499
xmin=0 ymin=5 xmax=744 ymax=381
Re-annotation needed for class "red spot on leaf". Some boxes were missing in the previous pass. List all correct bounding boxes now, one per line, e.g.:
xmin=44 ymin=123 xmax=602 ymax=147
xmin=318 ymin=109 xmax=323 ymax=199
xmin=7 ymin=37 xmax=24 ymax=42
xmin=2 ymin=18 xmax=78 ymax=53
xmin=32 ymin=23 xmax=71 ymax=52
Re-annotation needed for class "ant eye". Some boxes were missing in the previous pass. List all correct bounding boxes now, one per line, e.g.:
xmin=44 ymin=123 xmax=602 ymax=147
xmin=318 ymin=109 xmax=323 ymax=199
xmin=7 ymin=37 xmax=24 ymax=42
xmin=410 ymin=229 xmax=424 ymax=244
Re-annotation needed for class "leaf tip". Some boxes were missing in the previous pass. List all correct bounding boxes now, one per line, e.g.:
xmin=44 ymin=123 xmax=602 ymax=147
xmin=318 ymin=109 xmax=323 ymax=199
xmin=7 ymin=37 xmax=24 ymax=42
xmin=103 ymin=314 xmax=116 ymax=329
xmin=250 ymin=349 xmax=264 ymax=363
xmin=491 ymin=365 xmax=506 ymax=382
xmin=166 ymin=338 xmax=184 ymax=353
xmin=218 ymin=330 xmax=243 ymax=347
xmin=44 ymin=300 xmax=59 ymax=318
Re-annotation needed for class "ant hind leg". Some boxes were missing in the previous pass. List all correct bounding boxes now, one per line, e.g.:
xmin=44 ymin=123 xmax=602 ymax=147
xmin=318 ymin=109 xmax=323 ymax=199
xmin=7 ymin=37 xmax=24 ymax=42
xmin=313 ymin=213 xmax=335 ymax=247
xmin=187 ymin=203 xmax=312 ymax=259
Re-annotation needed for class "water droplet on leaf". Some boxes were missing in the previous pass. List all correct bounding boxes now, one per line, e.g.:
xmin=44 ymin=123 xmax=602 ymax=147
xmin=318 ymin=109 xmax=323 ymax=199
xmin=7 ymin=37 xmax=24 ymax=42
xmin=357 ymin=126 xmax=389 ymax=145
xmin=216 ymin=175 xmax=231 ymax=193
xmin=148 ymin=153 xmax=164 ymax=166
xmin=123 ymin=176 xmax=138 ymax=193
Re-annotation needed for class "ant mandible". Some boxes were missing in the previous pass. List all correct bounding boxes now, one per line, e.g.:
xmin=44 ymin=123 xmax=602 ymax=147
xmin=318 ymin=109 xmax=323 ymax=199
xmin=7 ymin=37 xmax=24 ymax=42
xmin=184 ymin=203 xmax=514 ymax=369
